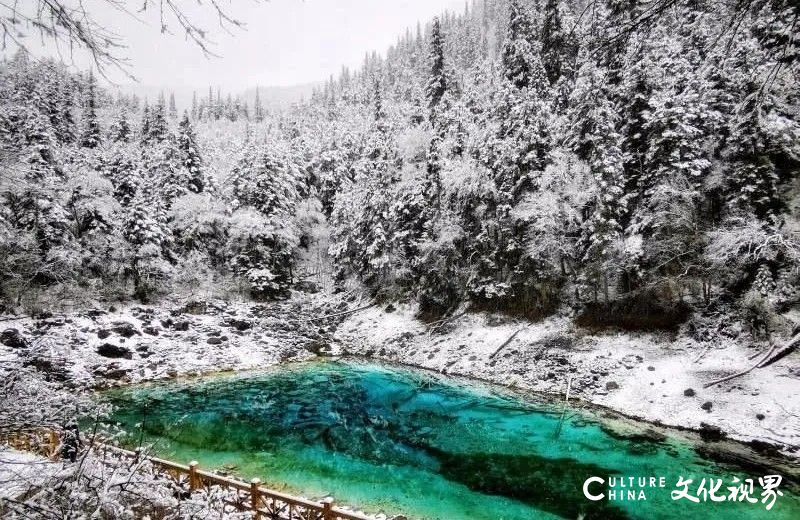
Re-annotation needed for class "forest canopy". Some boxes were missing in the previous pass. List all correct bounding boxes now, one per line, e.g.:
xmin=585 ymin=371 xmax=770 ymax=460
xmin=1 ymin=0 xmax=798 ymax=336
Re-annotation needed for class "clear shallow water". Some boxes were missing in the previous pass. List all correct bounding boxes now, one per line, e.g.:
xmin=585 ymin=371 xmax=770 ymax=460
xmin=101 ymin=360 xmax=800 ymax=520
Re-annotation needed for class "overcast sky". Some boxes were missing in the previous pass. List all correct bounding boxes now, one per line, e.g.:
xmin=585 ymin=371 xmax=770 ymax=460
xmin=12 ymin=0 xmax=464 ymax=92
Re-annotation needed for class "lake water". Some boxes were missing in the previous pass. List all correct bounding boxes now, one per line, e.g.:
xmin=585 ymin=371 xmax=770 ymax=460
xmin=102 ymin=360 xmax=800 ymax=519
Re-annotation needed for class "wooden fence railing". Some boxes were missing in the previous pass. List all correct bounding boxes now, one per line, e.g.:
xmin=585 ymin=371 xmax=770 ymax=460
xmin=1 ymin=429 xmax=375 ymax=520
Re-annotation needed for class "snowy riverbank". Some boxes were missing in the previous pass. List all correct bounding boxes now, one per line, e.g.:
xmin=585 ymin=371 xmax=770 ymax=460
xmin=1 ymin=295 xmax=798 ymax=460
xmin=335 ymin=303 xmax=800 ymax=459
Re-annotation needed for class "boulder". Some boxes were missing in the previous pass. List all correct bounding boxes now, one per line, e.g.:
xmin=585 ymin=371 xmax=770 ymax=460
xmin=183 ymin=300 xmax=208 ymax=315
xmin=143 ymin=326 xmax=159 ymax=336
xmin=97 ymin=343 xmax=132 ymax=359
xmin=683 ymin=388 xmax=696 ymax=397
xmin=173 ymin=320 xmax=190 ymax=331
xmin=227 ymin=319 xmax=252 ymax=331
xmin=701 ymin=401 xmax=713 ymax=411
xmin=207 ymin=337 xmax=223 ymax=345
xmin=698 ymin=422 xmax=726 ymax=442
xmin=111 ymin=322 xmax=140 ymax=338
xmin=606 ymin=381 xmax=619 ymax=390
xmin=103 ymin=368 xmax=131 ymax=380
xmin=0 ymin=328 xmax=27 ymax=349
xmin=97 ymin=329 xmax=111 ymax=339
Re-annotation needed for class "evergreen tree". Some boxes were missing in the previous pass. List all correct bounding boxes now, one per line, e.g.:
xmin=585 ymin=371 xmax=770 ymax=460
xmin=501 ymin=0 xmax=545 ymax=92
xmin=144 ymin=96 xmax=169 ymax=144
xmin=80 ymin=71 xmax=101 ymax=148
xmin=177 ymin=112 xmax=206 ymax=194
xmin=571 ymin=63 xmax=626 ymax=301
xmin=254 ymin=86 xmax=265 ymax=122
xmin=540 ymin=0 xmax=578 ymax=86
xmin=140 ymin=102 xmax=150 ymax=144
xmin=168 ymin=92 xmax=178 ymax=119
xmin=190 ymin=91 xmax=198 ymax=120
xmin=726 ymin=94 xmax=780 ymax=221
xmin=110 ymin=110 xmax=131 ymax=142
xmin=425 ymin=17 xmax=448 ymax=118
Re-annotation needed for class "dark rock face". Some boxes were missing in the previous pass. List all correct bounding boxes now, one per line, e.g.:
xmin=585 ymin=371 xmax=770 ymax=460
xmin=97 ymin=343 xmax=132 ymax=359
xmin=0 ymin=328 xmax=27 ymax=349
xmin=111 ymin=322 xmax=140 ymax=338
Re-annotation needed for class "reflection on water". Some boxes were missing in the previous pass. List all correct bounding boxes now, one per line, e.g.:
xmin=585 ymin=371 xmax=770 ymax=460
xmin=102 ymin=360 xmax=800 ymax=520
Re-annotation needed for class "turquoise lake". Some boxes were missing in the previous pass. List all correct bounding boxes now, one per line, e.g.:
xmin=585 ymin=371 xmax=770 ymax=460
xmin=102 ymin=360 xmax=800 ymax=520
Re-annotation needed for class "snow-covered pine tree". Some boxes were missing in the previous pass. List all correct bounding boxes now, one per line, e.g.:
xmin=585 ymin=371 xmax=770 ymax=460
xmin=145 ymin=96 xmax=169 ymax=144
xmin=540 ymin=0 xmax=578 ymax=87
xmin=570 ymin=62 xmax=626 ymax=302
xmin=139 ymin=103 xmax=151 ymax=144
xmin=190 ymin=91 xmax=198 ymax=120
xmin=177 ymin=111 xmax=206 ymax=195
xmin=110 ymin=110 xmax=131 ymax=142
xmin=168 ymin=92 xmax=178 ymax=119
xmin=254 ymin=86 xmax=265 ymax=122
xmin=80 ymin=71 xmax=101 ymax=149
xmin=124 ymin=188 xmax=174 ymax=301
xmin=425 ymin=17 xmax=447 ymax=120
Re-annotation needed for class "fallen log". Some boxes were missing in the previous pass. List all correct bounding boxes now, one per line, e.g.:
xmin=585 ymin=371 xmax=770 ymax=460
xmin=703 ymin=331 xmax=800 ymax=388
xmin=757 ymin=332 xmax=800 ymax=368
xmin=489 ymin=328 xmax=523 ymax=359
xmin=702 ymin=345 xmax=776 ymax=389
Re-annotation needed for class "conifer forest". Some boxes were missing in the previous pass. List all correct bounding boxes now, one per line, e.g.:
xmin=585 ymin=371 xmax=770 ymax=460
xmin=1 ymin=0 xmax=798 ymax=329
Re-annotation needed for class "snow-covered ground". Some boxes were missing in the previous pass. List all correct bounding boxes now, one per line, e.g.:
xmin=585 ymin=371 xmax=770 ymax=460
xmin=0 ymin=449 xmax=59 ymax=501
xmin=335 ymin=303 xmax=800 ymax=455
xmin=0 ymin=297 xmax=331 ymax=388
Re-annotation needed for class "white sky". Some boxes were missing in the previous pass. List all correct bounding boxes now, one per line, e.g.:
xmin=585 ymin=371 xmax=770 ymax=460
xmin=10 ymin=0 xmax=464 ymax=91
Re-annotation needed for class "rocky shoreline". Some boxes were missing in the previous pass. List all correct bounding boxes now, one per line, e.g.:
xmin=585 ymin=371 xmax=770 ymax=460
xmin=333 ymin=303 xmax=800 ymax=462
xmin=1 ymin=294 xmax=798 ymax=479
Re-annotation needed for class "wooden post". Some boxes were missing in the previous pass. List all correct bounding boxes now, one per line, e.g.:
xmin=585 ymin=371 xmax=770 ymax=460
xmin=250 ymin=478 xmax=261 ymax=519
xmin=322 ymin=497 xmax=335 ymax=520
xmin=188 ymin=461 xmax=199 ymax=490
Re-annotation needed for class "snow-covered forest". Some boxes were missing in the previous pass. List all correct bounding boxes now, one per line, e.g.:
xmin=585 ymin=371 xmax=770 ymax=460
xmin=2 ymin=0 xmax=799 ymax=337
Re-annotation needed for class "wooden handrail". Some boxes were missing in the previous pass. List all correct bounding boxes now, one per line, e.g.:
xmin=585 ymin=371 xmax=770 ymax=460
xmin=1 ymin=429 xmax=377 ymax=520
